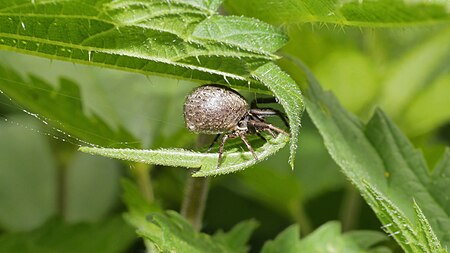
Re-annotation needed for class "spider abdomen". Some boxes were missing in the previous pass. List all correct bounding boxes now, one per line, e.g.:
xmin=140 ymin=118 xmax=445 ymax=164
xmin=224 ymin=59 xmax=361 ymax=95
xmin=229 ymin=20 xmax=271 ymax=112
xmin=184 ymin=85 xmax=249 ymax=134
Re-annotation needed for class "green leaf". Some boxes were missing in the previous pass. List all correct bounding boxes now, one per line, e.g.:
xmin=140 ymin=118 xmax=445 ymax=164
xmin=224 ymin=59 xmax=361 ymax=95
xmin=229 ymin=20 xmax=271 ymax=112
xmin=261 ymin=222 xmax=390 ymax=253
xmin=78 ymin=61 xmax=304 ymax=175
xmin=121 ymin=179 xmax=161 ymax=252
xmin=224 ymin=0 xmax=450 ymax=27
xmin=1 ymin=0 xmax=304 ymax=174
xmin=363 ymin=183 xmax=446 ymax=253
xmin=192 ymin=15 xmax=288 ymax=53
xmin=252 ymin=62 xmax=305 ymax=168
xmin=0 ymin=216 xmax=136 ymax=253
xmin=0 ymin=0 xmax=286 ymax=89
xmin=297 ymin=59 xmax=450 ymax=250
xmin=212 ymin=220 xmax=259 ymax=253
xmin=122 ymin=179 xmax=161 ymax=225
xmin=260 ymin=225 xmax=300 ymax=253
xmin=227 ymin=118 xmax=344 ymax=229
xmin=80 ymin=133 xmax=289 ymax=177
xmin=135 ymin=210 xmax=257 ymax=253
xmin=298 ymin=222 xmax=389 ymax=253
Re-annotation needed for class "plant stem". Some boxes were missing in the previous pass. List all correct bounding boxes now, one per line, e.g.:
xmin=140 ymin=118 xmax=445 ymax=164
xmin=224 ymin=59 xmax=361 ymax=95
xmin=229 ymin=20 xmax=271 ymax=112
xmin=340 ymin=183 xmax=362 ymax=231
xmin=181 ymin=134 xmax=211 ymax=231
xmin=291 ymin=202 xmax=313 ymax=235
xmin=181 ymin=176 xmax=210 ymax=231
xmin=133 ymin=162 xmax=154 ymax=203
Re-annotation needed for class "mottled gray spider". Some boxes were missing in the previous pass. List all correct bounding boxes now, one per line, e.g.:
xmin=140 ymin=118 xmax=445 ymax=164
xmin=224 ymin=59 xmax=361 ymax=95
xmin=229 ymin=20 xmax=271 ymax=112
xmin=183 ymin=84 xmax=288 ymax=168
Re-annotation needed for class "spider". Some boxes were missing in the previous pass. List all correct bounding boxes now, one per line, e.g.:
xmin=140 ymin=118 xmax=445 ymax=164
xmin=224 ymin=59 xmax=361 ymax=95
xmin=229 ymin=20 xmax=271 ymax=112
xmin=183 ymin=84 xmax=289 ymax=168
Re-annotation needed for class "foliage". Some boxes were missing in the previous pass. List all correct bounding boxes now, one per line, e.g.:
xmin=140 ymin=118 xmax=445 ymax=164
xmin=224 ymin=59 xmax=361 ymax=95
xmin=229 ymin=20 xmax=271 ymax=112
xmin=123 ymin=180 xmax=390 ymax=253
xmin=0 ymin=0 xmax=449 ymax=253
xmin=0 ymin=0 xmax=304 ymax=171
xmin=261 ymin=222 xmax=390 ymax=253
xmin=302 ymin=63 xmax=449 ymax=251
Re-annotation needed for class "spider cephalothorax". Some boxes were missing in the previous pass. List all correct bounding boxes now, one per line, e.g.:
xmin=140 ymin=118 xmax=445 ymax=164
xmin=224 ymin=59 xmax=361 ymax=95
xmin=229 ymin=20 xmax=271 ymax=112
xmin=183 ymin=84 xmax=288 ymax=168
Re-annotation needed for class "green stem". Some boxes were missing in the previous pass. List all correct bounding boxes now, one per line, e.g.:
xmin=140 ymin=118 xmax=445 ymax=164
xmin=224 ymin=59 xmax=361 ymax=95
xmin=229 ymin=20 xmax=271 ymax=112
xmin=291 ymin=201 xmax=313 ymax=235
xmin=133 ymin=162 xmax=154 ymax=203
xmin=180 ymin=134 xmax=211 ymax=230
xmin=181 ymin=176 xmax=210 ymax=231
xmin=340 ymin=183 xmax=362 ymax=231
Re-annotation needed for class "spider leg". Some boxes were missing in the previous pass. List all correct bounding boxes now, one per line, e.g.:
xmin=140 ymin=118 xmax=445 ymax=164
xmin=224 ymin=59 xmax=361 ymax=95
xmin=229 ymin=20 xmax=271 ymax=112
xmin=217 ymin=134 xmax=229 ymax=168
xmin=266 ymin=129 xmax=277 ymax=138
xmin=207 ymin=134 xmax=221 ymax=152
xmin=249 ymin=120 xmax=289 ymax=136
xmin=250 ymin=108 xmax=289 ymax=128
xmin=239 ymin=133 xmax=258 ymax=161
xmin=248 ymin=115 xmax=277 ymax=138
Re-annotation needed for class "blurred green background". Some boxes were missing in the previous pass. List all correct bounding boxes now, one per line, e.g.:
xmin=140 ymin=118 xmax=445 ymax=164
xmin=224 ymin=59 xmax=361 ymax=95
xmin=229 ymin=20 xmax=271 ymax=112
xmin=0 ymin=20 xmax=449 ymax=252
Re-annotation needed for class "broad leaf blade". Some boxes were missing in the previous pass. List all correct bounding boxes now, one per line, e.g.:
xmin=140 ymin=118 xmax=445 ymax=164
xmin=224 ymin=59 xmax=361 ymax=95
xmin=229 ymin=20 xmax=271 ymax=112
xmin=0 ymin=0 xmax=286 ymax=90
xmin=225 ymin=0 xmax=450 ymax=27
xmin=192 ymin=15 xmax=288 ymax=53
xmin=80 ymin=134 xmax=289 ymax=177
xmin=299 ymin=60 xmax=450 ymax=249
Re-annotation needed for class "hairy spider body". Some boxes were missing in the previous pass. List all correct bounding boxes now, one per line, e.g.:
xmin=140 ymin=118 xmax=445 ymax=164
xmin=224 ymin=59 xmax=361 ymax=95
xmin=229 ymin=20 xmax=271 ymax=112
xmin=184 ymin=84 xmax=288 ymax=168
xmin=184 ymin=85 xmax=248 ymax=134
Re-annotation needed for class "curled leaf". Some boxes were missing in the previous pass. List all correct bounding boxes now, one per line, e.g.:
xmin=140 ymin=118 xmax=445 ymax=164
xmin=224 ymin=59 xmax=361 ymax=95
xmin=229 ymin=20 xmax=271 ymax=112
xmin=80 ymin=134 xmax=289 ymax=177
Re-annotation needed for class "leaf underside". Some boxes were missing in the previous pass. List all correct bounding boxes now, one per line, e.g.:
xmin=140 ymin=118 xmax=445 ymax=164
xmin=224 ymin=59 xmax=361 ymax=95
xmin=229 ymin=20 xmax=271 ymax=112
xmin=80 ymin=134 xmax=289 ymax=177
xmin=0 ymin=0 xmax=286 ymax=91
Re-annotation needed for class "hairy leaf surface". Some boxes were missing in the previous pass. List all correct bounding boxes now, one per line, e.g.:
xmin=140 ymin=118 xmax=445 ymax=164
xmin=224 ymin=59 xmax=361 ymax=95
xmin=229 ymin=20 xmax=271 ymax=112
xmin=299 ymin=60 xmax=450 ymax=250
